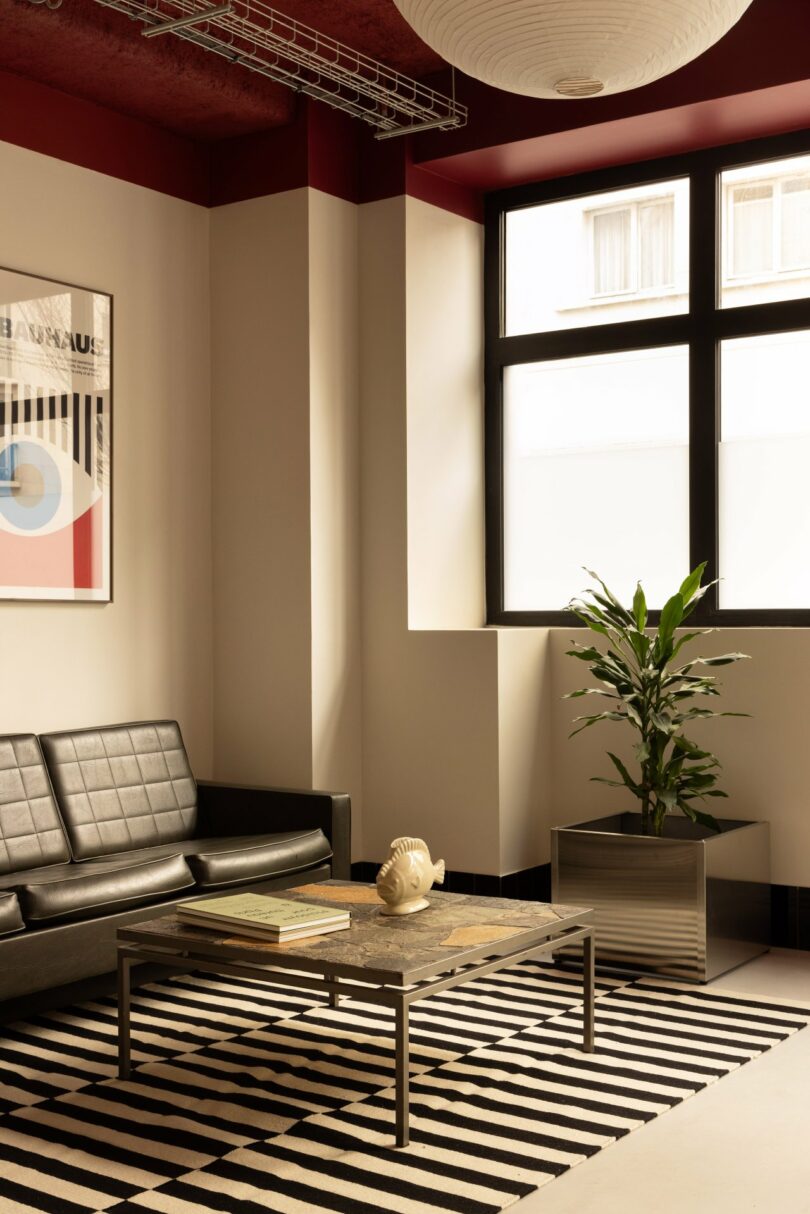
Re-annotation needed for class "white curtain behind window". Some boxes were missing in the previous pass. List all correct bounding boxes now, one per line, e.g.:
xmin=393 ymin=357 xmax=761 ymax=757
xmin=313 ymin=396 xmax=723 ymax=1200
xmin=593 ymin=209 xmax=631 ymax=294
xmin=731 ymin=185 xmax=773 ymax=276
xmin=639 ymin=200 xmax=674 ymax=289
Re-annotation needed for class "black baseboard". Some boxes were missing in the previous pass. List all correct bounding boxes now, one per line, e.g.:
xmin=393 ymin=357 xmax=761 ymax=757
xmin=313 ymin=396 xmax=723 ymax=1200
xmin=770 ymin=884 xmax=810 ymax=950
xmin=353 ymin=862 xmax=810 ymax=951
xmin=351 ymin=861 xmax=551 ymax=902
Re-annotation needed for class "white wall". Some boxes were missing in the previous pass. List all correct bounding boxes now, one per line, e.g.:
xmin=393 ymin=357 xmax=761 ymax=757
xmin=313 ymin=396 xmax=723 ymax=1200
xmin=0 ymin=140 xmax=213 ymax=773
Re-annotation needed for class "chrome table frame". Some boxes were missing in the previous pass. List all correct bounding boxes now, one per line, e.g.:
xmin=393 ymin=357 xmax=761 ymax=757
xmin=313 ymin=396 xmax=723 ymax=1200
xmin=117 ymin=919 xmax=595 ymax=1148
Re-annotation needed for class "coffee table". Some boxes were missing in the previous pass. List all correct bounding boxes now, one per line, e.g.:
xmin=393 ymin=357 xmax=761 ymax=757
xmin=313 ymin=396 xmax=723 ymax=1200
xmin=116 ymin=880 xmax=595 ymax=1147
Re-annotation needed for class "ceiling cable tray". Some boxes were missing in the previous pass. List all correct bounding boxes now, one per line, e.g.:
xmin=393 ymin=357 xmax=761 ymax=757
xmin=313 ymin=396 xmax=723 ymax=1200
xmin=90 ymin=0 xmax=467 ymax=137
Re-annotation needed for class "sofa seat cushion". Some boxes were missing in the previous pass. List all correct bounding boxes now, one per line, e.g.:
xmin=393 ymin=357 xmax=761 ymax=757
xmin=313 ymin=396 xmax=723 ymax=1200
xmin=18 ymin=853 xmax=195 ymax=927
xmin=0 ymin=890 xmax=24 ymax=936
xmin=185 ymin=830 xmax=332 ymax=890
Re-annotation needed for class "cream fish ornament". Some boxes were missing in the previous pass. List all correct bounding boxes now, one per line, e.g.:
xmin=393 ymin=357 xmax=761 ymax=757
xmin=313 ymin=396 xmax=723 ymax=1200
xmin=376 ymin=837 xmax=446 ymax=915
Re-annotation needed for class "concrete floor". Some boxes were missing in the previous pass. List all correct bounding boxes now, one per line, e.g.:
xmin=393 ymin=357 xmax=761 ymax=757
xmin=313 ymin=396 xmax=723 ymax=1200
xmin=515 ymin=949 xmax=810 ymax=1214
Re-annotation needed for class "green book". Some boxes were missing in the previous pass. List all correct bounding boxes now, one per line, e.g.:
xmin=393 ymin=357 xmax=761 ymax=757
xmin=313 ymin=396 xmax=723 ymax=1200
xmin=176 ymin=892 xmax=349 ymax=935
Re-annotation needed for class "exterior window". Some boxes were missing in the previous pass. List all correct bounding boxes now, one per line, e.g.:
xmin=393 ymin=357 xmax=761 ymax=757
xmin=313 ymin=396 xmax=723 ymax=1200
xmin=591 ymin=197 xmax=674 ymax=297
xmin=487 ymin=138 xmax=810 ymax=625
xmin=728 ymin=176 xmax=810 ymax=278
xmin=504 ymin=180 xmax=688 ymax=336
xmin=721 ymin=153 xmax=810 ymax=307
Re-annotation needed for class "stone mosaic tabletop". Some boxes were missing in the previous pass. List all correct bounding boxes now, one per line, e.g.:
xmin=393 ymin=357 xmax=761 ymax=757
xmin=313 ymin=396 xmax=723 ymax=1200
xmin=120 ymin=881 xmax=593 ymax=985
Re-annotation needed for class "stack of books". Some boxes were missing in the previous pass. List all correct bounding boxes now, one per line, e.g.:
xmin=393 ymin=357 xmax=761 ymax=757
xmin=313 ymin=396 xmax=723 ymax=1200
xmin=176 ymin=892 xmax=351 ymax=942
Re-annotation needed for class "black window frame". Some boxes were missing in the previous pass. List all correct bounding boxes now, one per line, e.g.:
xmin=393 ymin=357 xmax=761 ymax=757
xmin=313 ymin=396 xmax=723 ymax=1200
xmin=485 ymin=128 xmax=810 ymax=627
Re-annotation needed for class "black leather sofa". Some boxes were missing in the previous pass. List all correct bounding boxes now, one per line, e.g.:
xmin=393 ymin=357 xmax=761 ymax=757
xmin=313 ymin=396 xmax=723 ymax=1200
xmin=0 ymin=721 xmax=351 ymax=1003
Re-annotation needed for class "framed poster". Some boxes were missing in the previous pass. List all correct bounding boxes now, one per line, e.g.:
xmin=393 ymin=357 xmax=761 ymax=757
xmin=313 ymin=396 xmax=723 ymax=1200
xmin=0 ymin=267 xmax=111 ymax=601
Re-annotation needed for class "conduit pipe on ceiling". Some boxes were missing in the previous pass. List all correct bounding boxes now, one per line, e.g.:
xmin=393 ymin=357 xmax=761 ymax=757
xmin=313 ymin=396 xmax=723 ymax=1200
xmin=28 ymin=0 xmax=467 ymax=138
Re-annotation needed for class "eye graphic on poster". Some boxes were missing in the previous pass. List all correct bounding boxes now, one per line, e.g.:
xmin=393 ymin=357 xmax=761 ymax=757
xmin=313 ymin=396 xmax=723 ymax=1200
xmin=0 ymin=268 xmax=111 ymax=601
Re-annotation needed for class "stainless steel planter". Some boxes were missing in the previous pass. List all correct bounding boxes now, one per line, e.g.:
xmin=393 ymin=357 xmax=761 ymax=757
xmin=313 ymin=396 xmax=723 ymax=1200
xmin=551 ymin=814 xmax=770 ymax=983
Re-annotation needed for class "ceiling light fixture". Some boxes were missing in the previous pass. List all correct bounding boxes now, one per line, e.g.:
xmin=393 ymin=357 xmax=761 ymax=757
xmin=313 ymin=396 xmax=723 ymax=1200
xmin=392 ymin=0 xmax=755 ymax=100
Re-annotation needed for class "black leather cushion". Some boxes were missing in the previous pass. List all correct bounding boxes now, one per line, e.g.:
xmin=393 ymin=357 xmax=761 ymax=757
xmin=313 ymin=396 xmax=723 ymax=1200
xmin=0 ymin=890 xmax=24 ymax=936
xmin=185 ymin=829 xmax=332 ymax=890
xmin=18 ymin=852 xmax=194 ymax=926
xmin=0 ymin=734 xmax=70 ymax=874
xmin=41 ymin=722 xmax=198 ymax=860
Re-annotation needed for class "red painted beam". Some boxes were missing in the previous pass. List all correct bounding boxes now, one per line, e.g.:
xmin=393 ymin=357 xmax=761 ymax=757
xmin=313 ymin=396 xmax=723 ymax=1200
xmin=421 ymin=81 xmax=810 ymax=193
xmin=0 ymin=68 xmax=209 ymax=205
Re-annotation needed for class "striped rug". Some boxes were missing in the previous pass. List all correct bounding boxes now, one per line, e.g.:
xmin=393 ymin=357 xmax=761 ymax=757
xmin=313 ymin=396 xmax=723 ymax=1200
xmin=0 ymin=962 xmax=807 ymax=1213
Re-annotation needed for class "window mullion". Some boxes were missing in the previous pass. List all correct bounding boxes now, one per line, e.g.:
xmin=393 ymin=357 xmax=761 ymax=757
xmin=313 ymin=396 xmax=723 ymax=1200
xmin=688 ymin=165 xmax=720 ymax=616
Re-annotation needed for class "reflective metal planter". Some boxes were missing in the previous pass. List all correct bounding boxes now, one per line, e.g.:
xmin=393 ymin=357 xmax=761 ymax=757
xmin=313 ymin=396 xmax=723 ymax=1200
xmin=551 ymin=814 xmax=770 ymax=983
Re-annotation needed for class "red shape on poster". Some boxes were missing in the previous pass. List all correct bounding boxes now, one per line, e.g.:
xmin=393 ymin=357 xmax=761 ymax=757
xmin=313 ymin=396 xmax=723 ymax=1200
xmin=0 ymin=499 xmax=103 ymax=591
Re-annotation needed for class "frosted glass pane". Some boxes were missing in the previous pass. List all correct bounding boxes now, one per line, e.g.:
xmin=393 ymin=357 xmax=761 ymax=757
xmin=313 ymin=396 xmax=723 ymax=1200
xmin=721 ymin=154 xmax=810 ymax=308
xmin=720 ymin=331 xmax=810 ymax=608
xmin=505 ymin=179 xmax=689 ymax=335
xmin=504 ymin=348 xmax=690 ymax=611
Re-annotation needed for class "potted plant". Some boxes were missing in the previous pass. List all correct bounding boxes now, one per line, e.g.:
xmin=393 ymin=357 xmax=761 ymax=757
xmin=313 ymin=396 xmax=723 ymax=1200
xmin=551 ymin=564 xmax=770 ymax=982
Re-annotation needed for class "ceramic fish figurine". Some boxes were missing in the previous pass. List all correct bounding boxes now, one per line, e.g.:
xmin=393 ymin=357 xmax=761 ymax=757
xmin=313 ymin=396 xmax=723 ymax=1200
xmin=376 ymin=837 xmax=446 ymax=916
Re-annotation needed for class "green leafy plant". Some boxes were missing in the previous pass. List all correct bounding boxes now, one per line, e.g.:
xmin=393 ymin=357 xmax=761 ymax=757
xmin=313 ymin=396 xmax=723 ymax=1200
xmin=566 ymin=563 xmax=749 ymax=838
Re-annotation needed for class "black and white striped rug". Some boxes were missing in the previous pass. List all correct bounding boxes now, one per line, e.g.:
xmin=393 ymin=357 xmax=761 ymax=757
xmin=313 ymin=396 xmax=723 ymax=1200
xmin=0 ymin=962 xmax=807 ymax=1213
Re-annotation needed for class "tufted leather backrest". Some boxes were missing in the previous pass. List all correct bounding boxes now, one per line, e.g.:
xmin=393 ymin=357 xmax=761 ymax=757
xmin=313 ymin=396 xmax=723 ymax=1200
xmin=0 ymin=734 xmax=70 ymax=874
xmin=40 ymin=721 xmax=198 ymax=860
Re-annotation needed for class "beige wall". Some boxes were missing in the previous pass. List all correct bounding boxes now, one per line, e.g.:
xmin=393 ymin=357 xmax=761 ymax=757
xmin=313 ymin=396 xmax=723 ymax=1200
xmin=11 ymin=140 xmax=801 ymax=888
xmin=211 ymin=189 xmax=363 ymax=851
xmin=356 ymin=190 xmax=810 ymax=887
xmin=406 ymin=198 xmax=486 ymax=632
xmin=360 ymin=196 xmax=521 ymax=874
xmin=308 ymin=191 xmax=363 ymax=829
xmin=204 ymin=184 xmax=810 ymax=888
xmin=497 ymin=628 xmax=551 ymax=875
xmin=210 ymin=190 xmax=313 ymax=788
xmin=0 ymin=140 xmax=213 ymax=773
xmin=359 ymin=197 xmax=501 ymax=871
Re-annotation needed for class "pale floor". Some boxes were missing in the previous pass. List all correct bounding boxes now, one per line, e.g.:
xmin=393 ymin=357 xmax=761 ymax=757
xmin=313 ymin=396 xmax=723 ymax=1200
xmin=515 ymin=949 xmax=810 ymax=1214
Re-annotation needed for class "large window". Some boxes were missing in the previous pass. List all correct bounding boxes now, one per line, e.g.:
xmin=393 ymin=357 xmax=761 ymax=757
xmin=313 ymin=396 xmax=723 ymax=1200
xmin=486 ymin=133 xmax=810 ymax=625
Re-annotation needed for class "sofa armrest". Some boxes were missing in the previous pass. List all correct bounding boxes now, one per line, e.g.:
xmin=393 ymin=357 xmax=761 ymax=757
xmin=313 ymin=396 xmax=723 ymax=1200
xmin=196 ymin=782 xmax=352 ymax=880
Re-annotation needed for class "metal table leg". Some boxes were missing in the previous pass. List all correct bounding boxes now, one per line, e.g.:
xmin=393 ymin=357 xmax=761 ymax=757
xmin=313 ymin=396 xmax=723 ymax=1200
xmin=583 ymin=929 xmax=595 ymax=1053
xmin=113 ymin=917 xmax=595 ymax=1147
xmin=117 ymin=950 xmax=133 ymax=1079
xmin=395 ymin=998 xmax=410 ymax=1148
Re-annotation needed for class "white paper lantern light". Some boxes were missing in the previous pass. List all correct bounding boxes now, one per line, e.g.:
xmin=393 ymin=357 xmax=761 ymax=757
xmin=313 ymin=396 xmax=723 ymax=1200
xmin=393 ymin=0 xmax=755 ymax=99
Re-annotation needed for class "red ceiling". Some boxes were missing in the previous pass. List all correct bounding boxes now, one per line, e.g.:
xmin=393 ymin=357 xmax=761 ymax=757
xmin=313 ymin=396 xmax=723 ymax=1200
xmin=1 ymin=0 xmax=810 ymax=212
xmin=416 ymin=0 xmax=810 ymax=171
xmin=2 ymin=0 xmax=808 ymax=152
xmin=1 ymin=0 xmax=443 ymax=139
